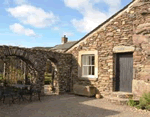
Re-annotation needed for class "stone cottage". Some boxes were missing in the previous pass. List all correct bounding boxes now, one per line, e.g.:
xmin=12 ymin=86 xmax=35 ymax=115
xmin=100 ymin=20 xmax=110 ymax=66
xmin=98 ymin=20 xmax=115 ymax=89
xmin=65 ymin=0 xmax=150 ymax=98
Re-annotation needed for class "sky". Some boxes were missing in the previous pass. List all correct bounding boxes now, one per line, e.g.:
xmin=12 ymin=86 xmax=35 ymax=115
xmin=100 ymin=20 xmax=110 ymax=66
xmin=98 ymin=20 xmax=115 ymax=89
xmin=0 ymin=0 xmax=132 ymax=48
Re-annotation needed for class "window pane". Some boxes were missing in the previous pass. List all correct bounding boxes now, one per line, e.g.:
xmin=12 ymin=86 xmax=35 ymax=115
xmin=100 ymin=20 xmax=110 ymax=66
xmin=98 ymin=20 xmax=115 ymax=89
xmin=87 ymin=66 xmax=89 ymax=75
xmin=92 ymin=56 xmax=94 ymax=65
xmin=89 ymin=56 xmax=91 ymax=65
xmin=92 ymin=66 xmax=95 ymax=75
xmin=82 ymin=56 xmax=86 ymax=65
xmin=82 ymin=66 xmax=84 ymax=76
xmin=83 ymin=66 xmax=88 ymax=75
xmin=81 ymin=54 xmax=95 ymax=76
xmin=89 ymin=66 xmax=91 ymax=75
xmin=86 ymin=56 xmax=89 ymax=65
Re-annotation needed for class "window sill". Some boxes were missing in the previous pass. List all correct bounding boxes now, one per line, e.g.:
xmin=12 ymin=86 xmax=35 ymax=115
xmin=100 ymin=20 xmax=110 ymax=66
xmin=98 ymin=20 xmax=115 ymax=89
xmin=78 ymin=77 xmax=98 ymax=81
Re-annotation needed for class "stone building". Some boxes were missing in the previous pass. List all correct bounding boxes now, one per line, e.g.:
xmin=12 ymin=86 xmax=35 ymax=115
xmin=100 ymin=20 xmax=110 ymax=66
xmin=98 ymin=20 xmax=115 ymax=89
xmin=64 ymin=0 xmax=150 ymax=97
xmin=2 ymin=0 xmax=150 ymax=98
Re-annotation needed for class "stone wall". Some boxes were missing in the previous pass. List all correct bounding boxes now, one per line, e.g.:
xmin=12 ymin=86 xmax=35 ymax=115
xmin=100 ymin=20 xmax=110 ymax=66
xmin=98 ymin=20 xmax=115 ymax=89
xmin=0 ymin=46 xmax=72 ymax=95
xmin=67 ymin=0 xmax=150 ymax=96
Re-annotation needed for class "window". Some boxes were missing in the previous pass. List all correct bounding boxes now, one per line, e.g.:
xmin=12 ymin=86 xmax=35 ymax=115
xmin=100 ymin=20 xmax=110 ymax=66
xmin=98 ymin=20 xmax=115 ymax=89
xmin=82 ymin=55 xmax=95 ymax=77
xmin=78 ymin=50 xmax=98 ymax=79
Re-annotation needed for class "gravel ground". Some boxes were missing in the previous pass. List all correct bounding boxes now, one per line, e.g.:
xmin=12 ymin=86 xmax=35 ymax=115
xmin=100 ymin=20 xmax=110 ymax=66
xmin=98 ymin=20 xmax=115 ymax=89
xmin=0 ymin=94 xmax=150 ymax=117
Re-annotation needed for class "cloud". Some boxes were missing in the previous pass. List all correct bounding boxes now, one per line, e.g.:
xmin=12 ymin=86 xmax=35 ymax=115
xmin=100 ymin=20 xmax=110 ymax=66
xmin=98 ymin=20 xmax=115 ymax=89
xmin=7 ymin=5 xmax=59 ymax=28
xmin=64 ymin=0 xmax=121 ymax=33
xmin=53 ymin=27 xmax=59 ymax=30
xmin=13 ymin=0 xmax=28 ymax=5
xmin=9 ymin=23 xmax=37 ymax=37
xmin=62 ymin=32 xmax=74 ymax=37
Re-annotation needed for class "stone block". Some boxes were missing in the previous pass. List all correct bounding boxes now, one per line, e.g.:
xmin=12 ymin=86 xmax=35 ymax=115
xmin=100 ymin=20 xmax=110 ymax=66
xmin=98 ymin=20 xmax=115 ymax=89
xmin=108 ymin=69 xmax=113 ymax=72
xmin=113 ymin=46 xmax=135 ymax=53
xmin=130 ymin=11 xmax=134 ymax=14
xmin=108 ymin=63 xmax=113 ymax=66
xmin=121 ymin=37 xmax=128 ymax=40
xmin=132 ymin=79 xmax=150 ymax=97
xmin=44 ymin=85 xmax=52 ymax=95
xmin=102 ymin=77 xmax=110 ymax=80
xmin=134 ymin=56 xmax=141 ymax=62
xmin=144 ymin=65 xmax=150 ymax=68
xmin=95 ymin=94 xmax=102 ymax=99
xmin=73 ymin=84 xmax=96 ymax=97
xmin=114 ymin=22 xmax=118 ymax=25
xmin=106 ymin=32 xmax=114 ymax=37
xmin=122 ymin=21 xmax=125 ymax=25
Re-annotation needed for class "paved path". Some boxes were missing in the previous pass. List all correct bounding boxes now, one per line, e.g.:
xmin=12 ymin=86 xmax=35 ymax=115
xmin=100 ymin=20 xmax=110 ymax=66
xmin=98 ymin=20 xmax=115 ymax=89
xmin=0 ymin=94 xmax=150 ymax=117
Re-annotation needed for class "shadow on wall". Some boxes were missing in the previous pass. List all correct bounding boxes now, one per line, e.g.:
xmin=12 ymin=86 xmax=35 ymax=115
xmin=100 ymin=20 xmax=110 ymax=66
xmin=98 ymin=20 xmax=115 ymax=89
xmin=70 ymin=55 xmax=102 ymax=98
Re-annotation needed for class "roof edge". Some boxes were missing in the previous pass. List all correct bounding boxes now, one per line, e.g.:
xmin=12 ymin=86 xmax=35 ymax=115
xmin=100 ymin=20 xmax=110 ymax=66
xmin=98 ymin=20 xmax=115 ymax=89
xmin=65 ymin=0 xmax=136 ymax=53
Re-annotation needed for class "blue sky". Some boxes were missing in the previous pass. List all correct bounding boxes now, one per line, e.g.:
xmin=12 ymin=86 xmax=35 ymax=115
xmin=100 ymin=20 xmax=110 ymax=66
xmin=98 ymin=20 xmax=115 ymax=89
xmin=0 ymin=0 xmax=132 ymax=48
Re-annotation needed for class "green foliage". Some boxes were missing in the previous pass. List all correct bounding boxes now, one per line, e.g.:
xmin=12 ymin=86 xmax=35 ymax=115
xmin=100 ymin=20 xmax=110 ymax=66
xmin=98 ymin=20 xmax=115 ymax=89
xmin=45 ymin=73 xmax=52 ymax=77
xmin=44 ymin=73 xmax=52 ymax=85
xmin=136 ymin=92 xmax=150 ymax=110
xmin=127 ymin=98 xmax=138 ymax=107
xmin=0 ymin=74 xmax=3 ymax=80
xmin=145 ymin=105 xmax=150 ymax=111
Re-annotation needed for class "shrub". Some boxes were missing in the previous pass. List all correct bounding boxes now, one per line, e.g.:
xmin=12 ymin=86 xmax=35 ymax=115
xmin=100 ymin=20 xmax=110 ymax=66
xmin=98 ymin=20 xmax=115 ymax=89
xmin=127 ymin=98 xmax=138 ymax=107
xmin=136 ymin=92 xmax=150 ymax=110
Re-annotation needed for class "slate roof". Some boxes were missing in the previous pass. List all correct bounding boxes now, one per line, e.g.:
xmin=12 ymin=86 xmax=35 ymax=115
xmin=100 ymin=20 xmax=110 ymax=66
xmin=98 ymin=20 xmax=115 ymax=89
xmin=32 ymin=47 xmax=53 ymax=50
xmin=51 ymin=41 xmax=77 ymax=51
xmin=32 ymin=41 xmax=77 ymax=51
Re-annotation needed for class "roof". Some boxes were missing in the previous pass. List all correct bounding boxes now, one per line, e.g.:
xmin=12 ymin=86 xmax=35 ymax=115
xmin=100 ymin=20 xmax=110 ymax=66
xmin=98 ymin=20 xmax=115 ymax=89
xmin=32 ymin=41 xmax=77 ymax=51
xmin=32 ymin=47 xmax=52 ymax=49
xmin=51 ymin=41 xmax=77 ymax=50
xmin=65 ymin=0 xmax=135 ymax=52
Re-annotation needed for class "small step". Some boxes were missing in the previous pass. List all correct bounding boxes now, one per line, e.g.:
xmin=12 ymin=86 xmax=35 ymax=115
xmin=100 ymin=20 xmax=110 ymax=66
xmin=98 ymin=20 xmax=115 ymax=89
xmin=105 ymin=96 xmax=129 ymax=105
xmin=111 ymin=92 xmax=133 ymax=99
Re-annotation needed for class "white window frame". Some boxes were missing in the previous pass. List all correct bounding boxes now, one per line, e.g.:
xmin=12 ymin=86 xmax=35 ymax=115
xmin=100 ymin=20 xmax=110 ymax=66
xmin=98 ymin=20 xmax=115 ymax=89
xmin=81 ymin=54 xmax=95 ymax=77
xmin=78 ymin=50 xmax=98 ymax=79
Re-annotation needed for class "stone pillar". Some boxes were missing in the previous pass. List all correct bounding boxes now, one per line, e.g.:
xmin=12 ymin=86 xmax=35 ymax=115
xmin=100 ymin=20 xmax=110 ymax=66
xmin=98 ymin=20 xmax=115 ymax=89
xmin=9 ymin=59 xmax=11 ymax=82
xmin=36 ymin=71 xmax=45 ymax=95
xmin=24 ymin=62 xmax=29 ymax=84
xmin=3 ymin=62 xmax=6 ymax=79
